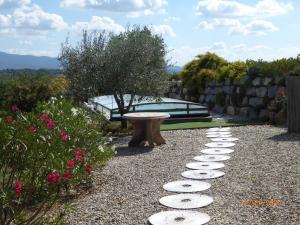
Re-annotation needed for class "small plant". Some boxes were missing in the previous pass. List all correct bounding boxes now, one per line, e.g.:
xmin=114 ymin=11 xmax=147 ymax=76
xmin=0 ymin=99 xmax=113 ymax=225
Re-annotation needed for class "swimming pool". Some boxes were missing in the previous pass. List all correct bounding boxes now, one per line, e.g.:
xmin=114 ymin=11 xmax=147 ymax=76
xmin=88 ymin=95 xmax=209 ymax=120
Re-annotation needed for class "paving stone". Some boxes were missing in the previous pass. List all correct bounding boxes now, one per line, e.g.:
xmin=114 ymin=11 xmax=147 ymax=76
xmin=159 ymin=194 xmax=213 ymax=209
xmin=186 ymin=161 xmax=225 ymax=170
xmin=193 ymin=154 xmax=231 ymax=162
xmin=205 ymin=142 xmax=235 ymax=148
xmin=163 ymin=180 xmax=211 ymax=193
xmin=182 ymin=169 xmax=225 ymax=180
xmin=201 ymin=148 xmax=234 ymax=155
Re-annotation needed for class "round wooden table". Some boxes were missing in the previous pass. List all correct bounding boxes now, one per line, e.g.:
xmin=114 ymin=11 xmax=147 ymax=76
xmin=123 ymin=112 xmax=170 ymax=147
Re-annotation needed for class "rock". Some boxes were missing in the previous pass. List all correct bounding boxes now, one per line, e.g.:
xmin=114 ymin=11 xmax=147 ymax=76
xmin=274 ymin=76 xmax=286 ymax=85
xmin=211 ymin=88 xmax=218 ymax=94
xmin=204 ymin=87 xmax=211 ymax=94
xmin=183 ymin=88 xmax=188 ymax=95
xmin=223 ymin=86 xmax=232 ymax=94
xmin=268 ymin=86 xmax=278 ymax=98
xmin=249 ymin=108 xmax=258 ymax=120
xmin=249 ymin=97 xmax=264 ymax=108
xmin=191 ymin=96 xmax=197 ymax=102
xmin=256 ymin=87 xmax=268 ymax=98
xmin=263 ymin=77 xmax=273 ymax=86
xmin=226 ymin=106 xmax=236 ymax=115
xmin=208 ymin=80 xmax=216 ymax=86
xmin=239 ymin=107 xmax=250 ymax=117
xmin=252 ymin=77 xmax=261 ymax=86
xmin=237 ymin=76 xmax=249 ymax=85
xmin=259 ymin=109 xmax=269 ymax=121
xmin=225 ymin=95 xmax=230 ymax=105
xmin=205 ymin=95 xmax=216 ymax=102
xmin=242 ymin=96 xmax=248 ymax=106
xmin=199 ymin=95 xmax=206 ymax=103
xmin=213 ymin=105 xmax=225 ymax=113
xmin=225 ymin=79 xmax=231 ymax=86
xmin=246 ymin=87 xmax=256 ymax=96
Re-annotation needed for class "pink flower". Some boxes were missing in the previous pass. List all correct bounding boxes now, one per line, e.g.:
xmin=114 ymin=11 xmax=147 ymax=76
xmin=39 ymin=112 xmax=48 ymax=121
xmin=86 ymin=163 xmax=92 ymax=176
xmin=11 ymin=104 xmax=18 ymax=112
xmin=6 ymin=115 xmax=14 ymax=125
xmin=59 ymin=130 xmax=69 ymax=141
xmin=47 ymin=171 xmax=60 ymax=183
xmin=81 ymin=148 xmax=87 ymax=158
xmin=67 ymin=160 xmax=75 ymax=169
xmin=63 ymin=171 xmax=72 ymax=180
xmin=29 ymin=125 xmax=36 ymax=133
xmin=75 ymin=148 xmax=82 ymax=162
xmin=46 ymin=119 xmax=56 ymax=129
xmin=15 ymin=180 xmax=22 ymax=194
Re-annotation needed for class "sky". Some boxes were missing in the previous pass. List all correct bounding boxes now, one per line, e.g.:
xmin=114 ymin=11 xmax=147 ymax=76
xmin=0 ymin=0 xmax=299 ymax=66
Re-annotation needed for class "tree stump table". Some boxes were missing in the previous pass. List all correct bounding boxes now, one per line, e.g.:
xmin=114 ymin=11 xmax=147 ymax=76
xmin=123 ymin=112 xmax=170 ymax=147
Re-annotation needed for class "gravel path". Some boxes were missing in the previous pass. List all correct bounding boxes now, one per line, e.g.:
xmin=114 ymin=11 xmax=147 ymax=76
xmin=68 ymin=125 xmax=300 ymax=225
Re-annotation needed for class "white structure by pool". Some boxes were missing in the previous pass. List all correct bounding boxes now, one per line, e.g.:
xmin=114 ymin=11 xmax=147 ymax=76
xmin=88 ymin=95 xmax=210 ymax=121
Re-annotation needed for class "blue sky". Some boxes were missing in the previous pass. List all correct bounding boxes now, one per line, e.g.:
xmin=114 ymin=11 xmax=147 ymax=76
xmin=0 ymin=0 xmax=299 ymax=66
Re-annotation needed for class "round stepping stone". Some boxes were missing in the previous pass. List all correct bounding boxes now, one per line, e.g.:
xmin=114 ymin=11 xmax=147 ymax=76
xmin=206 ymin=131 xmax=231 ymax=135
xmin=201 ymin=148 xmax=234 ymax=155
xmin=206 ymin=134 xmax=232 ymax=138
xmin=148 ymin=210 xmax=211 ymax=225
xmin=186 ymin=161 xmax=225 ymax=170
xmin=208 ymin=127 xmax=231 ymax=132
xmin=210 ymin=137 xmax=239 ymax=142
xmin=205 ymin=142 xmax=235 ymax=148
xmin=182 ymin=169 xmax=225 ymax=180
xmin=194 ymin=154 xmax=231 ymax=162
xmin=163 ymin=180 xmax=211 ymax=193
xmin=159 ymin=194 xmax=213 ymax=209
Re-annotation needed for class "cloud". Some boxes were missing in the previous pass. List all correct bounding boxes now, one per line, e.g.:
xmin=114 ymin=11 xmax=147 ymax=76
xmin=198 ymin=18 xmax=241 ymax=29
xmin=0 ymin=0 xmax=31 ymax=9
xmin=151 ymin=24 xmax=176 ymax=37
xmin=18 ymin=40 xmax=33 ymax=45
xmin=0 ymin=4 xmax=67 ymax=37
xmin=230 ymin=20 xmax=278 ymax=36
xmin=195 ymin=0 xmax=293 ymax=18
xmin=72 ymin=16 xmax=125 ymax=33
xmin=169 ymin=42 xmax=300 ymax=66
xmin=6 ymin=48 xmax=59 ymax=57
xmin=60 ymin=0 xmax=167 ymax=17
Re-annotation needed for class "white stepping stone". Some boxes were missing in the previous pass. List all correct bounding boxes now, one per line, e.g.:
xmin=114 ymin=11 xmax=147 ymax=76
xmin=148 ymin=210 xmax=210 ymax=225
xmin=159 ymin=194 xmax=213 ymax=209
xmin=207 ymin=127 xmax=231 ymax=132
xmin=206 ymin=134 xmax=232 ymax=138
xmin=186 ymin=161 xmax=225 ymax=170
xmin=206 ymin=131 xmax=231 ymax=135
xmin=182 ymin=169 xmax=225 ymax=180
xmin=194 ymin=154 xmax=231 ymax=162
xmin=210 ymin=137 xmax=239 ymax=142
xmin=201 ymin=148 xmax=234 ymax=155
xmin=205 ymin=142 xmax=235 ymax=148
xmin=163 ymin=180 xmax=211 ymax=193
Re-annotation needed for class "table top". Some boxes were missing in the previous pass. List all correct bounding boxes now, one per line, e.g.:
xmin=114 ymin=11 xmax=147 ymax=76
xmin=123 ymin=112 xmax=170 ymax=120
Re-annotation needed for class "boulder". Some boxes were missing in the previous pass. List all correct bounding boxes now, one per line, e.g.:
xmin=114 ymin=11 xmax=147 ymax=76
xmin=239 ymin=107 xmax=250 ymax=117
xmin=223 ymin=86 xmax=232 ymax=94
xmin=183 ymin=88 xmax=188 ymax=95
xmin=242 ymin=96 xmax=248 ymax=106
xmin=252 ymin=77 xmax=261 ymax=86
xmin=249 ymin=97 xmax=264 ymax=108
xmin=213 ymin=105 xmax=225 ymax=113
xmin=225 ymin=79 xmax=231 ymax=86
xmin=246 ymin=87 xmax=256 ymax=96
xmin=256 ymin=87 xmax=268 ymax=98
xmin=263 ymin=77 xmax=273 ymax=86
xmin=199 ymin=95 xmax=206 ymax=103
xmin=249 ymin=108 xmax=258 ymax=120
xmin=226 ymin=106 xmax=236 ymax=115
xmin=259 ymin=109 xmax=269 ymax=121
xmin=268 ymin=86 xmax=278 ymax=98
xmin=205 ymin=94 xmax=216 ymax=103
xmin=204 ymin=87 xmax=211 ymax=94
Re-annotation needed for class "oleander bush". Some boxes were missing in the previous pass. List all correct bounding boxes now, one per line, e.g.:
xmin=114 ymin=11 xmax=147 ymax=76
xmin=0 ymin=98 xmax=113 ymax=225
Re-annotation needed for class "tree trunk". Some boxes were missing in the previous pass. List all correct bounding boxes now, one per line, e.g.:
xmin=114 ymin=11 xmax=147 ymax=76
xmin=287 ymin=76 xmax=300 ymax=133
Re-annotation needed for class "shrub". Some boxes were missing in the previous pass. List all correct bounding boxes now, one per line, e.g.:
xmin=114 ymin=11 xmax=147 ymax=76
xmin=0 ymin=99 xmax=113 ymax=225
xmin=217 ymin=61 xmax=247 ymax=81
xmin=287 ymin=66 xmax=300 ymax=76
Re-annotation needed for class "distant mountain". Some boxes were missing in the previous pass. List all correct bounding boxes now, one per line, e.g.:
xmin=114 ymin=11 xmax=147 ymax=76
xmin=0 ymin=51 xmax=60 ymax=70
xmin=167 ymin=65 xmax=182 ymax=73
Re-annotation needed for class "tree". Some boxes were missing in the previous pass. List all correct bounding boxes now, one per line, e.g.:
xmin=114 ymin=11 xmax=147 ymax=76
xmin=60 ymin=26 xmax=169 ymax=127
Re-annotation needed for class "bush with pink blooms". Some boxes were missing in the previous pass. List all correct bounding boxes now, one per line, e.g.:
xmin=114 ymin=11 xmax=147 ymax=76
xmin=0 ymin=99 xmax=113 ymax=225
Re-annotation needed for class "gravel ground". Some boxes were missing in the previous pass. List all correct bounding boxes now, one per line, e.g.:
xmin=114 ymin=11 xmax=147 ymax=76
xmin=68 ymin=125 xmax=300 ymax=225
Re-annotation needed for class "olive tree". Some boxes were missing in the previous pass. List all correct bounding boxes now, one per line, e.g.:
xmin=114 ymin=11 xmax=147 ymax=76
xmin=60 ymin=26 xmax=169 ymax=127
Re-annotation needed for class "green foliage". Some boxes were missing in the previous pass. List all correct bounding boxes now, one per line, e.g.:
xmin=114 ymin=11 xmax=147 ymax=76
xmin=180 ymin=52 xmax=226 ymax=94
xmin=60 ymin=26 xmax=169 ymax=126
xmin=217 ymin=61 xmax=247 ymax=81
xmin=287 ymin=66 xmax=300 ymax=76
xmin=0 ymin=99 xmax=113 ymax=225
xmin=0 ymin=74 xmax=68 ymax=111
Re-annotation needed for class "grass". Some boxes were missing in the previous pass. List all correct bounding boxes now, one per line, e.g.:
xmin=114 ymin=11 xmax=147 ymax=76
xmin=160 ymin=120 xmax=249 ymax=131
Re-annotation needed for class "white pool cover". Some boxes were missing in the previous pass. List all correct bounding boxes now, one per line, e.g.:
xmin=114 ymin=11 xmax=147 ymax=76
xmin=148 ymin=210 xmax=210 ymax=225
xmin=159 ymin=194 xmax=213 ymax=209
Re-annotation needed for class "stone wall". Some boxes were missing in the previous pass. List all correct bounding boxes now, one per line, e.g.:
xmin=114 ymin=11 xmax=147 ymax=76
xmin=166 ymin=76 xmax=286 ymax=122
